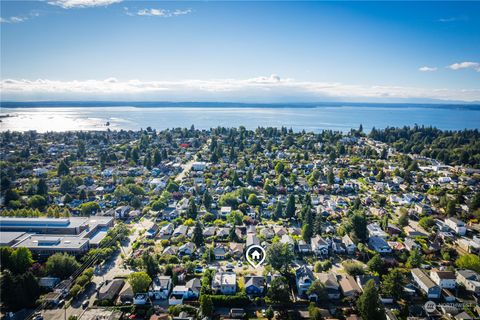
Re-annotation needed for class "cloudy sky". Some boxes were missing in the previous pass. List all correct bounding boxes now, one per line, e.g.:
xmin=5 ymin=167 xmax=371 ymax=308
xmin=1 ymin=0 xmax=479 ymax=102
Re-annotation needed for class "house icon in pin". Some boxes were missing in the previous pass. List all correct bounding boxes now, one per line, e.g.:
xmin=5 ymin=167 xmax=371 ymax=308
xmin=251 ymin=249 xmax=261 ymax=261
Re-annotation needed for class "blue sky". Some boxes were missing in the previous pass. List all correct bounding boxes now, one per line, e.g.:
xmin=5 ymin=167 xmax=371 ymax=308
xmin=1 ymin=1 xmax=479 ymax=102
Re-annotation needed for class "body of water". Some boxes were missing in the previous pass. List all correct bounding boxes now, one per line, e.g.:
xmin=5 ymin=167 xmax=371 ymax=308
xmin=1 ymin=104 xmax=479 ymax=132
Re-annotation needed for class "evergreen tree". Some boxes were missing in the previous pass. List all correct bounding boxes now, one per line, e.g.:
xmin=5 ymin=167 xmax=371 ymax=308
xmin=36 ymin=178 xmax=48 ymax=196
xmin=357 ymin=280 xmax=386 ymax=320
xmin=203 ymin=189 xmax=212 ymax=210
xmin=192 ymin=221 xmax=204 ymax=248
xmin=187 ymin=198 xmax=198 ymax=219
xmin=57 ymin=160 xmax=70 ymax=176
xmin=381 ymin=268 xmax=405 ymax=301
xmin=285 ymin=194 xmax=296 ymax=219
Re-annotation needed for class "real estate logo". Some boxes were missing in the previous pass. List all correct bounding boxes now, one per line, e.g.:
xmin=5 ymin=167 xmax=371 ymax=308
xmin=246 ymin=245 xmax=266 ymax=268
xmin=424 ymin=301 xmax=437 ymax=313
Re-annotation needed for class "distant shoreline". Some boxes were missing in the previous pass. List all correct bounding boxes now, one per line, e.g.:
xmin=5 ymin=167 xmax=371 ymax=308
xmin=1 ymin=101 xmax=480 ymax=110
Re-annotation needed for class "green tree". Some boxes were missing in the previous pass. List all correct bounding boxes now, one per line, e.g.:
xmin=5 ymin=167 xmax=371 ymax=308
xmin=45 ymin=253 xmax=80 ymax=279
xmin=367 ymin=254 xmax=384 ymax=275
xmin=274 ymin=202 xmax=283 ymax=220
xmin=247 ymin=194 xmax=261 ymax=206
xmin=199 ymin=295 xmax=214 ymax=317
xmin=266 ymin=242 xmax=294 ymax=275
xmin=397 ymin=210 xmax=409 ymax=227
xmin=419 ymin=216 xmax=434 ymax=230
xmin=187 ymin=198 xmax=197 ymax=219
xmin=57 ymin=160 xmax=70 ymax=176
xmin=79 ymin=201 xmax=100 ymax=215
xmin=265 ymin=307 xmax=274 ymax=320
xmin=10 ymin=247 xmax=34 ymax=275
xmin=456 ymin=254 xmax=480 ymax=273
xmin=192 ymin=221 xmax=204 ymax=248
xmin=381 ymin=268 xmax=405 ymax=301
xmin=349 ymin=212 xmax=367 ymax=242
xmin=356 ymin=280 xmax=386 ymax=320
xmin=28 ymin=195 xmax=47 ymax=210
xmin=266 ymin=276 xmax=291 ymax=304
xmin=285 ymin=194 xmax=296 ymax=219
xmin=306 ymin=279 xmax=327 ymax=301
xmin=37 ymin=178 xmax=48 ymax=196
xmin=203 ymin=190 xmax=212 ymax=210
xmin=128 ymin=272 xmax=152 ymax=293
xmin=327 ymin=168 xmax=335 ymax=185
xmin=445 ymin=200 xmax=456 ymax=216
xmin=406 ymin=249 xmax=423 ymax=268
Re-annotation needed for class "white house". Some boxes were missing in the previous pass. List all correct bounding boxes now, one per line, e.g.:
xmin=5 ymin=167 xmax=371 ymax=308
xmin=148 ymin=276 xmax=172 ymax=300
xmin=430 ymin=269 xmax=456 ymax=289
xmin=411 ymin=268 xmax=441 ymax=299
xmin=456 ymin=269 xmax=480 ymax=294
xmin=367 ymin=223 xmax=388 ymax=238
xmin=445 ymin=217 xmax=467 ymax=236
xmin=311 ymin=235 xmax=329 ymax=256
xmin=212 ymin=272 xmax=236 ymax=295
xmin=192 ymin=162 xmax=207 ymax=171
xmin=342 ymin=234 xmax=356 ymax=254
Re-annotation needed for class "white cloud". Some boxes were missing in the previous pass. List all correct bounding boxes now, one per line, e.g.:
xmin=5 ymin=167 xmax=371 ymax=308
xmin=0 ymin=11 xmax=40 ymax=24
xmin=134 ymin=8 xmax=192 ymax=17
xmin=448 ymin=62 xmax=480 ymax=72
xmin=48 ymin=0 xmax=122 ymax=9
xmin=419 ymin=66 xmax=437 ymax=72
xmin=0 ymin=16 xmax=26 ymax=23
xmin=1 ymin=75 xmax=479 ymax=102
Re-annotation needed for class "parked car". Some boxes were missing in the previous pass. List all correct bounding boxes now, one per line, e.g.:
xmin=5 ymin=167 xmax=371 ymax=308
xmin=82 ymin=300 xmax=89 ymax=309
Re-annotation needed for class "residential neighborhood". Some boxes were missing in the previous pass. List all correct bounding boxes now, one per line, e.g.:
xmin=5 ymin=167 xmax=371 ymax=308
xmin=1 ymin=126 xmax=480 ymax=320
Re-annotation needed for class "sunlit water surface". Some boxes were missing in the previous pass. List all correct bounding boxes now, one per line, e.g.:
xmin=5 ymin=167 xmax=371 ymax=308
xmin=1 ymin=106 xmax=479 ymax=132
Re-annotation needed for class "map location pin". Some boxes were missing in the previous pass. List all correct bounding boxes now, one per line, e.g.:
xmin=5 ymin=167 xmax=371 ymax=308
xmin=246 ymin=245 xmax=266 ymax=269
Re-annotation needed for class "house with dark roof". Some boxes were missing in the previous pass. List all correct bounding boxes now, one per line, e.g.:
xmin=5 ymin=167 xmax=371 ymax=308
xmin=295 ymin=265 xmax=315 ymax=297
xmin=244 ymin=276 xmax=265 ymax=295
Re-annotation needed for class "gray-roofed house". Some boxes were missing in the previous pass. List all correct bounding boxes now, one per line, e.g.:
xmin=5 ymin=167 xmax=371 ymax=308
xmin=411 ymin=268 xmax=441 ymax=299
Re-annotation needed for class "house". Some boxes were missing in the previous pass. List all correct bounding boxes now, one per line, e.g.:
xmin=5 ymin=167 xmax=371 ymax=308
xmin=445 ymin=217 xmax=467 ymax=236
xmin=229 ymin=242 xmax=245 ymax=259
xmin=159 ymin=223 xmax=174 ymax=237
xmin=342 ymin=234 xmax=356 ymax=254
xmin=332 ymin=239 xmax=346 ymax=254
xmin=149 ymin=276 xmax=172 ymax=300
xmin=295 ymin=265 xmax=315 ymax=297
xmin=430 ymin=269 xmax=456 ymax=289
xmin=338 ymin=275 xmax=362 ymax=297
xmin=146 ymin=224 xmax=159 ymax=239
xmin=273 ymin=226 xmax=288 ymax=237
xmin=280 ymin=234 xmax=295 ymax=248
xmin=456 ymin=269 xmax=480 ymax=294
xmin=404 ymin=238 xmax=420 ymax=252
xmin=356 ymin=275 xmax=379 ymax=292
xmin=203 ymin=226 xmax=216 ymax=237
xmin=169 ymin=284 xmax=198 ymax=305
xmin=133 ymin=293 xmax=149 ymax=305
xmin=246 ymin=233 xmax=260 ymax=248
xmin=212 ymin=272 xmax=236 ymax=295
xmin=367 ymin=223 xmax=388 ymax=238
xmin=316 ymin=272 xmax=341 ymax=299
xmin=98 ymin=279 xmax=125 ymax=302
xmin=178 ymin=242 xmax=195 ymax=256
xmin=411 ymin=268 xmax=441 ymax=299
xmin=173 ymin=225 xmax=188 ymax=237
xmin=38 ymin=277 xmax=60 ymax=289
xmin=219 ymin=206 xmax=232 ymax=218
xmin=213 ymin=245 xmax=227 ymax=260
xmin=162 ymin=246 xmax=178 ymax=255
xmin=115 ymin=206 xmax=131 ymax=219
xmin=192 ymin=162 xmax=207 ymax=171
xmin=311 ymin=235 xmax=329 ymax=256
xmin=260 ymin=227 xmax=275 ymax=239
xmin=297 ymin=240 xmax=312 ymax=253
xmin=369 ymin=236 xmax=392 ymax=253
xmin=184 ymin=278 xmax=201 ymax=299
xmin=244 ymin=276 xmax=265 ymax=295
